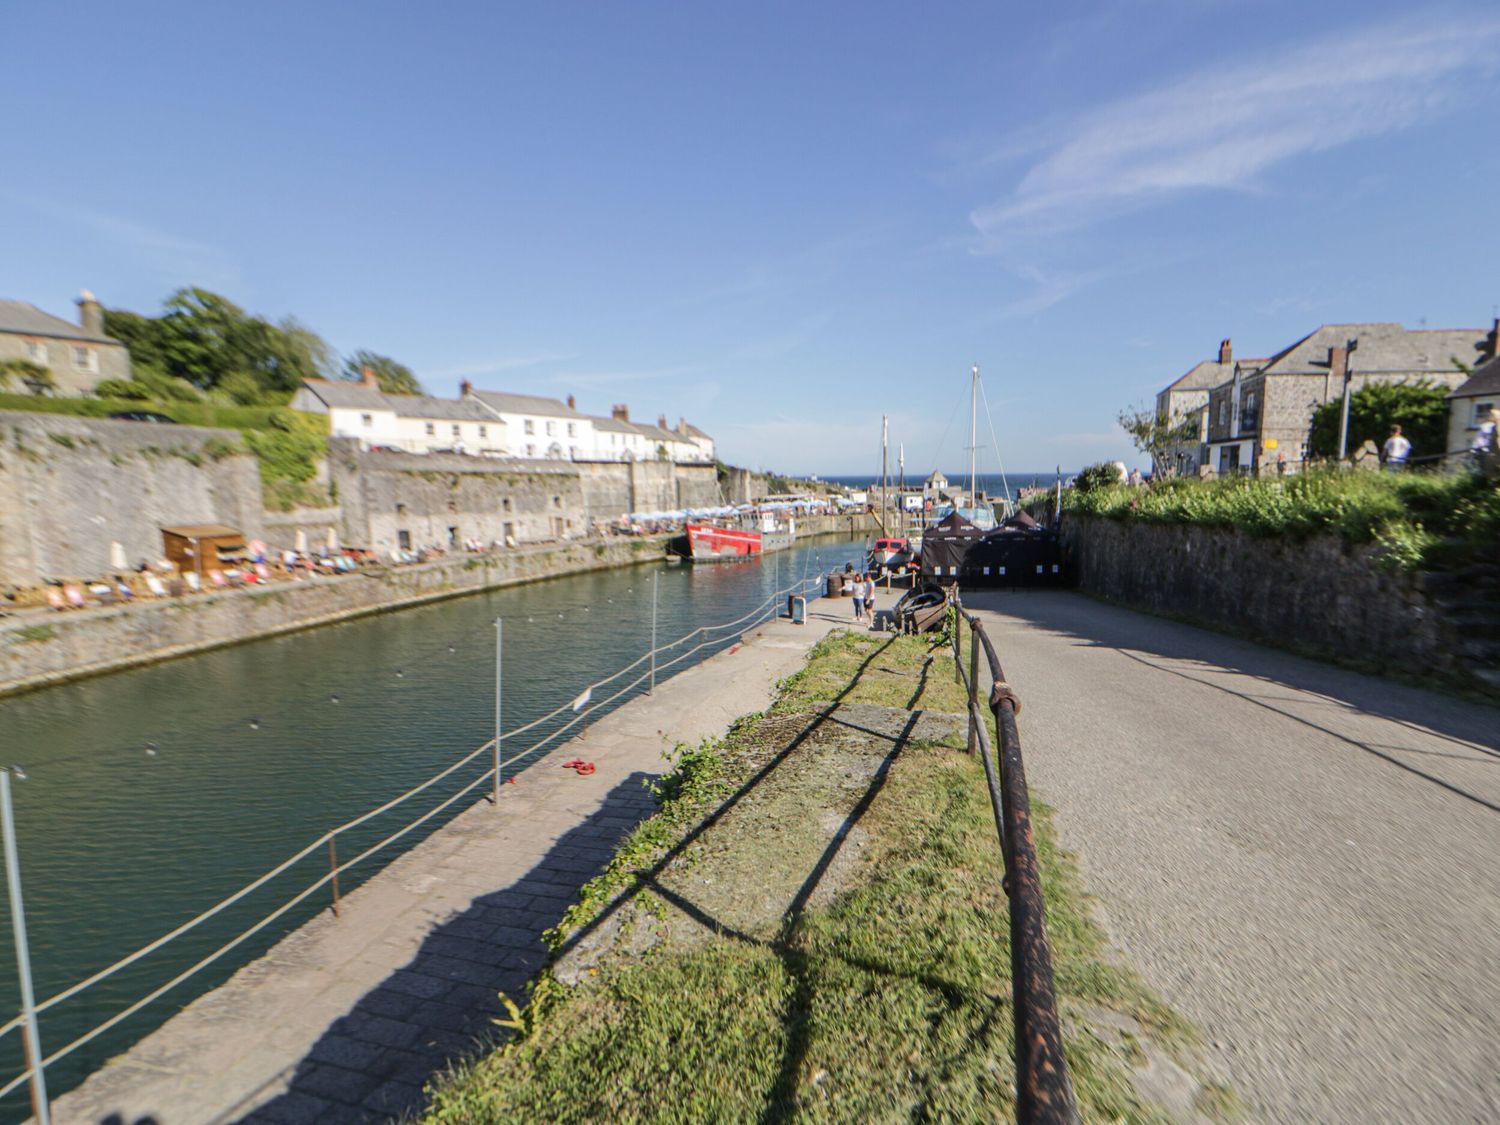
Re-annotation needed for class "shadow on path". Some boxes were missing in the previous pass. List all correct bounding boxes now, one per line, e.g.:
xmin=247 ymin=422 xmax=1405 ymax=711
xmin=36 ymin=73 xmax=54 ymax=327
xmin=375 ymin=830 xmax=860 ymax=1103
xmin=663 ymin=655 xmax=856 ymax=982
xmin=233 ymin=772 xmax=660 ymax=1125
xmin=965 ymin=589 xmax=1500 ymax=812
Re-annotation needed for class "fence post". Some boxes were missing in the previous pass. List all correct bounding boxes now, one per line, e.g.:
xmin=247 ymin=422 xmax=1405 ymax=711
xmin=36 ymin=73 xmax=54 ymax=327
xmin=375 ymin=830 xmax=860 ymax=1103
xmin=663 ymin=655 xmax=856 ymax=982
xmin=649 ymin=572 xmax=658 ymax=695
xmin=966 ymin=620 xmax=979 ymax=756
xmin=328 ymin=833 xmax=341 ymax=918
xmin=501 ymin=618 xmax=513 ymax=804
xmin=952 ymin=593 xmax=962 ymax=685
xmin=1 ymin=770 xmax=50 ymax=1125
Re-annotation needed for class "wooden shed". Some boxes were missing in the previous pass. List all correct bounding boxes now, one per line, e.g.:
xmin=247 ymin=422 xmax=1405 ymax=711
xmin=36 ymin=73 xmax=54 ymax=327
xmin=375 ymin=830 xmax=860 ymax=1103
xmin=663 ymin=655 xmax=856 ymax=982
xmin=161 ymin=524 xmax=246 ymax=578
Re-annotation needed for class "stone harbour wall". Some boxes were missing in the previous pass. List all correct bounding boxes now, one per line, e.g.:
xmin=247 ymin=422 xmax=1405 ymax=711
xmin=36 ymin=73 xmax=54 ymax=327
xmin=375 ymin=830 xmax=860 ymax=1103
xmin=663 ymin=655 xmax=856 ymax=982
xmin=0 ymin=535 xmax=671 ymax=698
xmin=1060 ymin=515 xmax=1467 ymax=688
xmin=0 ymin=411 xmax=265 ymax=587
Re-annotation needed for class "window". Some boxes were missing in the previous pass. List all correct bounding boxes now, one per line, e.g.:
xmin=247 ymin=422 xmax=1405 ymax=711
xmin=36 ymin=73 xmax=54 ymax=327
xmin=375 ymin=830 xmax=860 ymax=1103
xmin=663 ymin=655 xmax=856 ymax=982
xmin=398 ymin=530 xmax=411 ymax=550
xmin=72 ymin=347 xmax=97 ymax=372
xmin=524 ymin=419 xmax=535 ymax=435
xmin=553 ymin=495 xmax=562 ymax=509
xmin=478 ymin=425 xmax=487 ymax=438
xmin=425 ymin=422 xmax=435 ymax=435
xmin=396 ymin=502 xmax=407 ymax=515
xmin=1217 ymin=402 xmax=1227 ymax=428
xmin=1474 ymin=402 xmax=1496 ymax=427
xmin=546 ymin=421 xmax=556 ymax=436
xmin=452 ymin=424 xmax=461 ymax=437
xmin=526 ymin=443 xmax=535 ymax=457
xmin=24 ymin=341 xmax=46 ymax=364
xmin=567 ymin=423 xmax=576 ymax=437
xmin=502 ymin=497 xmax=512 ymax=512
xmin=361 ymin=413 xmax=373 ymax=427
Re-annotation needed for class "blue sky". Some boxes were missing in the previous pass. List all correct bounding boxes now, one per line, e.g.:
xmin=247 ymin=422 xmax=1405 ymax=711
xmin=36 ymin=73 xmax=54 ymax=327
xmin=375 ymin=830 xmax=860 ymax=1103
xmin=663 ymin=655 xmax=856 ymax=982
xmin=4 ymin=1 xmax=1498 ymax=475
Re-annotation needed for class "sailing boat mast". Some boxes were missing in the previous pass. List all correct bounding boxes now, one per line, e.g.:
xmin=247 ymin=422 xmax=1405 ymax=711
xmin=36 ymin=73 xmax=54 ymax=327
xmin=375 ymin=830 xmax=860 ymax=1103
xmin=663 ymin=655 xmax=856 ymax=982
xmin=969 ymin=365 xmax=979 ymax=512
xmin=880 ymin=415 xmax=889 ymax=534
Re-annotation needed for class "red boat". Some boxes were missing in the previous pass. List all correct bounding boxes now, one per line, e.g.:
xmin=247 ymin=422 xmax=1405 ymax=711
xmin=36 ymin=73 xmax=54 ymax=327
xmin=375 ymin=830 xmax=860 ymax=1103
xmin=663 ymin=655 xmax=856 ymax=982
xmin=685 ymin=518 xmax=795 ymax=562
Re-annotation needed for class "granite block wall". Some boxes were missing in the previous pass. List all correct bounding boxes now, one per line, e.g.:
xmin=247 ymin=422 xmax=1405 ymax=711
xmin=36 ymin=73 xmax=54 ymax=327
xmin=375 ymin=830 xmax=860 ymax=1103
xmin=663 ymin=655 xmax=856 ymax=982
xmin=0 ymin=412 xmax=265 ymax=587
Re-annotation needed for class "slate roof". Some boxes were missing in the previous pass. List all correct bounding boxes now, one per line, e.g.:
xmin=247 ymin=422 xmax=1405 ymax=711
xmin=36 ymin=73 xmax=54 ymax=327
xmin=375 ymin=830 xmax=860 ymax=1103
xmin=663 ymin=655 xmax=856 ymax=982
xmin=682 ymin=421 xmax=712 ymax=440
xmin=1257 ymin=323 xmax=1488 ymax=378
xmin=632 ymin=421 xmax=684 ymax=443
xmin=468 ymin=390 xmax=585 ymax=418
xmin=300 ymin=381 xmax=495 ymax=421
xmin=1162 ymin=356 xmax=1266 ymax=396
xmin=1449 ymin=355 xmax=1500 ymax=399
xmin=590 ymin=415 xmax=642 ymax=434
xmin=0 ymin=300 xmax=119 ymax=344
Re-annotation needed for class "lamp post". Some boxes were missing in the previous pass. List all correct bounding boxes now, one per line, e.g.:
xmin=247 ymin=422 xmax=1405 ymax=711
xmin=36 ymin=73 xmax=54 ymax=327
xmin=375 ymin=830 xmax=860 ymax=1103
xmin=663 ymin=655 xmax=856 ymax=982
xmin=1336 ymin=338 xmax=1359 ymax=462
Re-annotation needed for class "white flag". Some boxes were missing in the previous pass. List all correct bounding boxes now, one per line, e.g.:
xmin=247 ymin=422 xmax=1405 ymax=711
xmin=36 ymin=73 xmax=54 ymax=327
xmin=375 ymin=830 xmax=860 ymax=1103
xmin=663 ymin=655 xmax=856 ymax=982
xmin=571 ymin=686 xmax=593 ymax=712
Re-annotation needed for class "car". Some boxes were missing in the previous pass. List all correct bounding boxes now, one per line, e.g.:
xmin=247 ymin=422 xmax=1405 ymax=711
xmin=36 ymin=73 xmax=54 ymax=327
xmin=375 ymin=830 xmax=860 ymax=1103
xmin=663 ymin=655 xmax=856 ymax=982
xmin=108 ymin=411 xmax=177 ymax=424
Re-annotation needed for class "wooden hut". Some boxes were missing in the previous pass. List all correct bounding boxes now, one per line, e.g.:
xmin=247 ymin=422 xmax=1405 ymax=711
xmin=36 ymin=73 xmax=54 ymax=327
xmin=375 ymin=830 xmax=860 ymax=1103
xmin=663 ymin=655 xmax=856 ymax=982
xmin=161 ymin=524 xmax=246 ymax=578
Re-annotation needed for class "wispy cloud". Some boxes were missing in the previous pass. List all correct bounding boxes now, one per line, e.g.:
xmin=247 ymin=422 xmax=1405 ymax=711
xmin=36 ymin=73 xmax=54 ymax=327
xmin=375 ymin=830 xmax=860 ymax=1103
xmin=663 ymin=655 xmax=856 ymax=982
xmin=971 ymin=15 xmax=1500 ymax=246
xmin=546 ymin=364 xmax=697 ymax=388
xmin=993 ymin=265 xmax=1108 ymax=318
xmin=17 ymin=195 xmax=240 ymax=289
xmin=426 ymin=352 xmax=575 ymax=379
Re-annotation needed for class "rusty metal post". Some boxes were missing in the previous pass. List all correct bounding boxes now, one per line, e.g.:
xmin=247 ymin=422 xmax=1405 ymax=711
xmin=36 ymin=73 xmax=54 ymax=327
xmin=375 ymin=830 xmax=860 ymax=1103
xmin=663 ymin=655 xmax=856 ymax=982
xmin=969 ymin=616 xmax=1079 ymax=1124
xmin=328 ymin=833 xmax=342 ymax=918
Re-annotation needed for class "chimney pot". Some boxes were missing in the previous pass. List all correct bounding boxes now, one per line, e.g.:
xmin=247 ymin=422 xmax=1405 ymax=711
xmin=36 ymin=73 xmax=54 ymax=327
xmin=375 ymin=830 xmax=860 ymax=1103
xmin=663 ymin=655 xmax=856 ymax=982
xmin=459 ymin=378 xmax=472 ymax=396
xmin=612 ymin=403 xmax=629 ymax=422
xmin=677 ymin=416 xmax=689 ymax=435
xmin=361 ymin=365 xmax=378 ymax=388
xmin=77 ymin=289 xmax=104 ymax=337
xmin=1328 ymin=345 xmax=1348 ymax=382
xmin=567 ymin=394 xmax=576 ymax=409
xmin=1219 ymin=338 xmax=1232 ymax=365
xmin=658 ymin=413 xmax=667 ymax=430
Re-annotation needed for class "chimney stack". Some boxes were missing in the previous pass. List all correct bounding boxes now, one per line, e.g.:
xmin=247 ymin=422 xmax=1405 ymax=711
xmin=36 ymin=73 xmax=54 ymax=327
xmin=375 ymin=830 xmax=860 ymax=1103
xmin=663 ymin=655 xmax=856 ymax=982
xmin=567 ymin=394 xmax=576 ymax=409
xmin=677 ymin=416 xmax=689 ymax=436
xmin=1219 ymin=338 xmax=1232 ymax=365
xmin=77 ymin=289 xmax=104 ymax=337
xmin=361 ymin=365 xmax=378 ymax=389
xmin=611 ymin=403 xmax=629 ymax=422
xmin=1490 ymin=317 xmax=1499 ymax=359
xmin=459 ymin=378 xmax=472 ymax=396
xmin=658 ymin=413 xmax=668 ymax=430
xmin=1328 ymin=345 xmax=1348 ymax=384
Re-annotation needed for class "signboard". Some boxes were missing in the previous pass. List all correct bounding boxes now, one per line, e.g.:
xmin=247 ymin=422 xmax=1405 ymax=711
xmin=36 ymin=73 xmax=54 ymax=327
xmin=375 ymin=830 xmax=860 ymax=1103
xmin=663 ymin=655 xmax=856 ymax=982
xmin=1263 ymin=438 xmax=1279 ymax=450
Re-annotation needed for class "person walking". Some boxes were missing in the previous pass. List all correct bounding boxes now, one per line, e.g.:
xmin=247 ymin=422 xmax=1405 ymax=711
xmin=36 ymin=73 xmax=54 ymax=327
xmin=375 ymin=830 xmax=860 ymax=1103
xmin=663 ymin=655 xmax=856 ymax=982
xmin=1382 ymin=425 xmax=1411 ymax=472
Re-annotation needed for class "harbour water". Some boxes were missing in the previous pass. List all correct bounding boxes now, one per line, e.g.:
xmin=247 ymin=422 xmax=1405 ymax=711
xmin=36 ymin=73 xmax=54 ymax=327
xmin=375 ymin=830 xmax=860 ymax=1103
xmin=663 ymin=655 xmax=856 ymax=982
xmin=0 ymin=534 xmax=866 ymax=1113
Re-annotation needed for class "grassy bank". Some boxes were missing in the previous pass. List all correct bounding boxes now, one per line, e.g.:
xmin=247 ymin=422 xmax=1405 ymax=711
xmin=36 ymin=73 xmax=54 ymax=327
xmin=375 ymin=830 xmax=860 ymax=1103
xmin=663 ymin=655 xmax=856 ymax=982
xmin=427 ymin=631 xmax=1234 ymax=1122
xmin=1055 ymin=470 xmax=1500 ymax=572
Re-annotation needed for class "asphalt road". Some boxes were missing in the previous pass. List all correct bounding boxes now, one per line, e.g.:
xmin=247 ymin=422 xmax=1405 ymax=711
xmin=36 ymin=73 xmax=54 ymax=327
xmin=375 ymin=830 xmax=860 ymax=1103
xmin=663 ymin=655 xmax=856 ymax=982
xmin=966 ymin=591 xmax=1499 ymax=1125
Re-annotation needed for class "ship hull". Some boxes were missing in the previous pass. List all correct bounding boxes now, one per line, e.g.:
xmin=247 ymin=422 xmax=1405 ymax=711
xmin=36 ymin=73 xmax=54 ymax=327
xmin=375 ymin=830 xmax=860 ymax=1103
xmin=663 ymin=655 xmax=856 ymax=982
xmin=686 ymin=523 xmax=795 ymax=562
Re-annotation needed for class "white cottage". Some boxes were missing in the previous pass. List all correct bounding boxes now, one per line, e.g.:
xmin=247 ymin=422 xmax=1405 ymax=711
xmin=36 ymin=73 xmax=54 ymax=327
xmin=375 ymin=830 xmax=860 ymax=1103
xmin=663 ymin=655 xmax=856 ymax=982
xmin=291 ymin=374 xmax=502 ymax=454
xmin=464 ymin=386 xmax=593 ymax=460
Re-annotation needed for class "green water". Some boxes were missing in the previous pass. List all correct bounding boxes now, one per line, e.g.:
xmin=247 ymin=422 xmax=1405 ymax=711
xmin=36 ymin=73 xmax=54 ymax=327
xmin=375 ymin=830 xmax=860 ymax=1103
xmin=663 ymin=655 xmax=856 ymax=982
xmin=0 ymin=535 xmax=866 ymax=1114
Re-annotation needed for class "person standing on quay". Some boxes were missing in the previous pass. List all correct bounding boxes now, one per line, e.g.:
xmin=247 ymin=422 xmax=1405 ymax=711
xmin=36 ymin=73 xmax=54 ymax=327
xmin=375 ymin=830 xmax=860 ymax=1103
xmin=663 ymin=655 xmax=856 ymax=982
xmin=1382 ymin=425 xmax=1411 ymax=471
xmin=852 ymin=573 xmax=867 ymax=622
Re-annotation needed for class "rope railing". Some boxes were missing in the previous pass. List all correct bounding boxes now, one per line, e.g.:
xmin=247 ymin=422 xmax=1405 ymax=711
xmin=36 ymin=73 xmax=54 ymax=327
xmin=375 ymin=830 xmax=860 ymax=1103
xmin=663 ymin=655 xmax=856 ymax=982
xmin=951 ymin=593 xmax=1080 ymax=1125
xmin=0 ymin=569 xmax=827 ymax=1111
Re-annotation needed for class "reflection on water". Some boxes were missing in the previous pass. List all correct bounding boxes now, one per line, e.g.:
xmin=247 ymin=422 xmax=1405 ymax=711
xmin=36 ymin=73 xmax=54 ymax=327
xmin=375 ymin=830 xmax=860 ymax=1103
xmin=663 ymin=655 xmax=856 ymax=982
xmin=0 ymin=535 xmax=867 ymax=1112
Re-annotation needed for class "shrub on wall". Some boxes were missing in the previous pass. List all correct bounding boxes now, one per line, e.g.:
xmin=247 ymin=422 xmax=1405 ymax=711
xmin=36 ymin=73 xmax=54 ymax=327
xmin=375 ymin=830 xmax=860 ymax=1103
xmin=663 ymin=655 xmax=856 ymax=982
xmin=1065 ymin=469 xmax=1500 ymax=572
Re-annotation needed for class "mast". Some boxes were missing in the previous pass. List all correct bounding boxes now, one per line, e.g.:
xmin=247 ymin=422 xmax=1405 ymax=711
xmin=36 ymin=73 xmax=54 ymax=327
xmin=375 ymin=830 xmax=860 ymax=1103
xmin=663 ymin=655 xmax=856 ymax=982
xmin=969 ymin=365 xmax=978 ymax=513
xmin=880 ymin=415 xmax=889 ymax=534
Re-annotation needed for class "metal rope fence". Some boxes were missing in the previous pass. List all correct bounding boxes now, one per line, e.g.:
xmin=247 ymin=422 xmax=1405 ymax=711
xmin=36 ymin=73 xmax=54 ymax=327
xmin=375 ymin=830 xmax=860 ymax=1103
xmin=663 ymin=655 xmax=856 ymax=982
xmin=0 ymin=569 xmax=826 ymax=1119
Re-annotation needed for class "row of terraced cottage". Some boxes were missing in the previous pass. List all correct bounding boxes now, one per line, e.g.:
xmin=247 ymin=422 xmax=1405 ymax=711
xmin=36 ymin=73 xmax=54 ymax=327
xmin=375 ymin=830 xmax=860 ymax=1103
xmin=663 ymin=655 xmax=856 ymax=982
xmin=1156 ymin=318 xmax=1500 ymax=476
xmin=289 ymin=370 xmax=715 ymax=465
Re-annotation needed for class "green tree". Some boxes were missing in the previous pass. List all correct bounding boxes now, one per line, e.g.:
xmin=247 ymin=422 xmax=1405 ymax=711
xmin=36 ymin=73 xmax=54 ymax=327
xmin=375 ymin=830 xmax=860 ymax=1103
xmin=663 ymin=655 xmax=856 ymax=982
xmin=103 ymin=288 xmax=334 ymax=404
xmin=1309 ymin=380 xmax=1450 ymax=461
xmin=1074 ymin=462 xmax=1122 ymax=493
xmin=1117 ymin=402 xmax=1201 ymax=474
xmin=342 ymin=350 xmax=423 ymax=395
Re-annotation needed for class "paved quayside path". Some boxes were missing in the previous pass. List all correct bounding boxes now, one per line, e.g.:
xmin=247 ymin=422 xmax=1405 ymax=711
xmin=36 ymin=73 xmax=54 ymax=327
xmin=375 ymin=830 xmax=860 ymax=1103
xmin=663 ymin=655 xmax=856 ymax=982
xmin=57 ymin=588 xmax=898 ymax=1124
xmin=966 ymin=591 xmax=1499 ymax=1125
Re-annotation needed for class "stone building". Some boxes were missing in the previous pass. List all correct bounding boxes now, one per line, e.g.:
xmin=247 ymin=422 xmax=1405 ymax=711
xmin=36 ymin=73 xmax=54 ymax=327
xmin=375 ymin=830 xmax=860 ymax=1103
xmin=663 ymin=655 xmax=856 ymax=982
xmin=1204 ymin=322 xmax=1490 ymax=474
xmin=289 ymin=374 xmax=502 ymax=455
xmin=1156 ymin=340 xmax=1265 ymax=476
xmin=0 ymin=291 xmax=131 ymax=396
xmin=463 ymin=387 xmax=593 ymax=460
xmin=1445 ymin=325 xmax=1500 ymax=464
